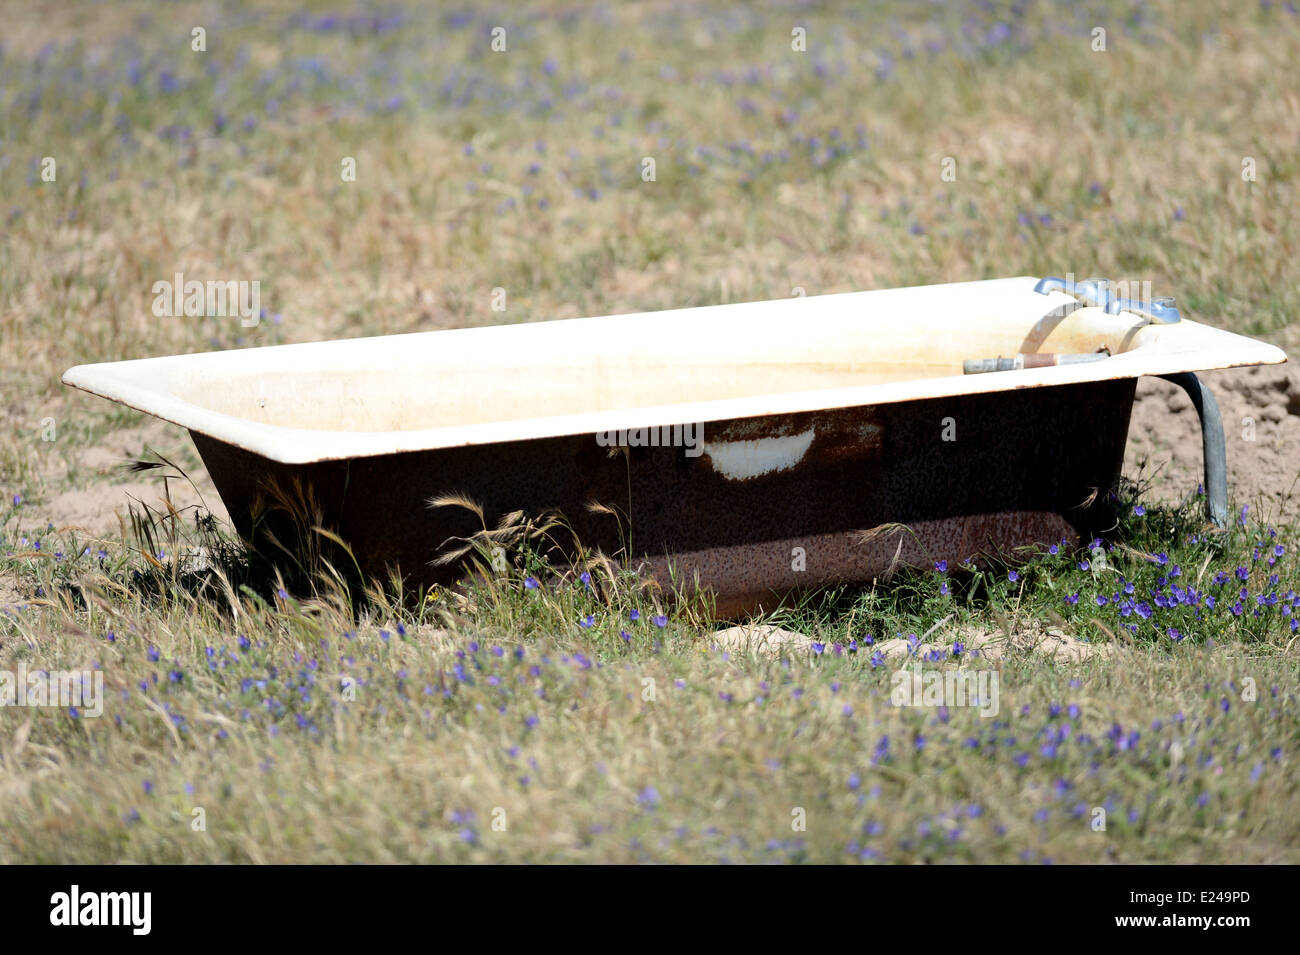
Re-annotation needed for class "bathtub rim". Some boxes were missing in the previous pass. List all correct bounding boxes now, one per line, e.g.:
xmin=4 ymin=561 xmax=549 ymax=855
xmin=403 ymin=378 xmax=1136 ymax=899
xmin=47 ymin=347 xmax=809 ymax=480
xmin=61 ymin=295 xmax=1287 ymax=465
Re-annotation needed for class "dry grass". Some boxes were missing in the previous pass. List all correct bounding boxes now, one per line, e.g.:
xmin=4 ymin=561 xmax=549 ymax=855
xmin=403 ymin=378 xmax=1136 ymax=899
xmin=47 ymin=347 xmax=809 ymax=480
xmin=1 ymin=0 xmax=1298 ymax=862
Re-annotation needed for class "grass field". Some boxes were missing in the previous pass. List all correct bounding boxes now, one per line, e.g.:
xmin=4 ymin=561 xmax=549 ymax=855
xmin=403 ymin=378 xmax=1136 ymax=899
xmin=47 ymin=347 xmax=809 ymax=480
xmin=1 ymin=0 xmax=1298 ymax=863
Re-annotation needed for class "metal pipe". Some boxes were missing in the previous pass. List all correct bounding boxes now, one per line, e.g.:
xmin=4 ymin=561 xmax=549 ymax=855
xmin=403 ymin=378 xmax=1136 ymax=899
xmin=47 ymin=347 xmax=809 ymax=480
xmin=1156 ymin=372 xmax=1228 ymax=526
xmin=963 ymin=352 xmax=1110 ymax=375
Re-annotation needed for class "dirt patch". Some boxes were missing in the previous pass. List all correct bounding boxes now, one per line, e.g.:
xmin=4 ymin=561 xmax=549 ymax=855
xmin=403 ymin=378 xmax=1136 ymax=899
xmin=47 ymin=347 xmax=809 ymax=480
xmin=711 ymin=623 xmax=815 ymax=656
xmin=873 ymin=622 xmax=1114 ymax=664
xmin=711 ymin=621 xmax=1114 ymax=663
xmin=26 ymin=420 xmax=227 ymax=539
xmin=42 ymin=477 xmax=224 ymax=540
xmin=1125 ymin=360 xmax=1300 ymax=522
xmin=0 ymin=573 xmax=30 ymax=614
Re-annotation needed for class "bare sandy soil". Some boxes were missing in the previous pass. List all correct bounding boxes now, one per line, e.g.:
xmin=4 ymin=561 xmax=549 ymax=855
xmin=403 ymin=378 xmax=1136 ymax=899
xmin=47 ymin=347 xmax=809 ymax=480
xmin=33 ymin=418 xmax=228 ymax=540
xmin=1126 ymin=360 xmax=1300 ymax=522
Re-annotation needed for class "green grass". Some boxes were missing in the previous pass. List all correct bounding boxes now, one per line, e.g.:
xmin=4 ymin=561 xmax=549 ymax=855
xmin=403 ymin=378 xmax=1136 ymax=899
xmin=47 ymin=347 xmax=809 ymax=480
xmin=1 ymin=478 xmax=1296 ymax=863
xmin=1 ymin=0 xmax=1298 ymax=862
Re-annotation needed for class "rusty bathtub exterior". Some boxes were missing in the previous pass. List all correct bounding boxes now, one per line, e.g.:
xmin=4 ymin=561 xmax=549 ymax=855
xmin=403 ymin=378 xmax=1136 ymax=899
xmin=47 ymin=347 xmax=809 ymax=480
xmin=191 ymin=378 xmax=1136 ymax=616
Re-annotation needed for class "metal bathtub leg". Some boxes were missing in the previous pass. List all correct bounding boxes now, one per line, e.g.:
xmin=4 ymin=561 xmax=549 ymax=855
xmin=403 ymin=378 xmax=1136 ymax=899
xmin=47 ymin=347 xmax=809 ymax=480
xmin=1155 ymin=372 xmax=1228 ymax=527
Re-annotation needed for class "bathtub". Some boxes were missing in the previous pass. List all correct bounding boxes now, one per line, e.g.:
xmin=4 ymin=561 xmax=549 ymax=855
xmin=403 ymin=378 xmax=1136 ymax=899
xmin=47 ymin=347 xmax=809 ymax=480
xmin=63 ymin=276 xmax=1287 ymax=615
